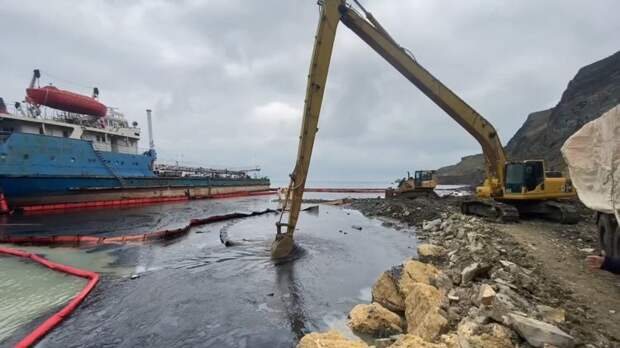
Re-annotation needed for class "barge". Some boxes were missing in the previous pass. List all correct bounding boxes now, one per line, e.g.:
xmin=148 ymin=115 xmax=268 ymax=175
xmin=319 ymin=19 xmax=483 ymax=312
xmin=0 ymin=70 xmax=270 ymax=212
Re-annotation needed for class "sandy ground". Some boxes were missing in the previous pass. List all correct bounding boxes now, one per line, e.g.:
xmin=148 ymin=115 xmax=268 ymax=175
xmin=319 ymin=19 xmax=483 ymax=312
xmin=500 ymin=221 xmax=620 ymax=343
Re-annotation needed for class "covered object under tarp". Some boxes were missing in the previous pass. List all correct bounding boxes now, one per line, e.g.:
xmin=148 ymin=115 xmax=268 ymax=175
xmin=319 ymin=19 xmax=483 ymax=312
xmin=561 ymin=105 xmax=620 ymax=215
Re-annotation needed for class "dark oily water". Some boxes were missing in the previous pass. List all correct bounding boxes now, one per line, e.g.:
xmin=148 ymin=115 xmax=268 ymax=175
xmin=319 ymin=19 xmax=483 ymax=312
xmin=3 ymin=196 xmax=417 ymax=347
xmin=0 ymin=196 xmax=275 ymax=237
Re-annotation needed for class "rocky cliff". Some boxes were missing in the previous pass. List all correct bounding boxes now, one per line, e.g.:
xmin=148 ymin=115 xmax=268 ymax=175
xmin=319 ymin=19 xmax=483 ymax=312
xmin=437 ymin=50 xmax=620 ymax=185
xmin=436 ymin=154 xmax=484 ymax=185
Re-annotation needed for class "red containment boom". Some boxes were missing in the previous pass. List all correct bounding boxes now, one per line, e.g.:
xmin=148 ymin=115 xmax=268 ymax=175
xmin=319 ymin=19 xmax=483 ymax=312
xmin=26 ymin=86 xmax=107 ymax=117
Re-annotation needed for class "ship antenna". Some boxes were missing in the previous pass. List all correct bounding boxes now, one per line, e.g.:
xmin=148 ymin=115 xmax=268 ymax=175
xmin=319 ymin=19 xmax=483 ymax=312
xmin=29 ymin=69 xmax=41 ymax=89
xmin=146 ymin=109 xmax=155 ymax=151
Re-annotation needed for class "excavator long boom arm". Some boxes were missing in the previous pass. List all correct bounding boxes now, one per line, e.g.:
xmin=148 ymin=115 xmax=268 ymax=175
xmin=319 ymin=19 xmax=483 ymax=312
xmin=338 ymin=4 xmax=506 ymax=184
xmin=272 ymin=0 xmax=507 ymax=257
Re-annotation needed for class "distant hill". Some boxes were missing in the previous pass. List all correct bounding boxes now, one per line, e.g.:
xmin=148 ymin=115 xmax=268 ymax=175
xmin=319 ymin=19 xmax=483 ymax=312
xmin=437 ymin=50 xmax=620 ymax=185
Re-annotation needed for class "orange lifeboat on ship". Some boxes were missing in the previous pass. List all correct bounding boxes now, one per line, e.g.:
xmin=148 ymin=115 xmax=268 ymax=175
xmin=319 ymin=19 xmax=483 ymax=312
xmin=26 ymin=85 xmax=107 ymax=117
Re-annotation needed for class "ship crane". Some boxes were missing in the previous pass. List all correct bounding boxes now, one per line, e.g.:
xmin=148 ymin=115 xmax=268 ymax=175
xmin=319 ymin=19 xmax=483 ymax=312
xmin=271 ymin=0 xmax=577 ymax=258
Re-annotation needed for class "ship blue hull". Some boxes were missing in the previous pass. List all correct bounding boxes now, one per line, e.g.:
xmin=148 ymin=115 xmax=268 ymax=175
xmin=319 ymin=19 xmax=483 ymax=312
xmin=0 ymin=175 xmax=271 ymax=197
xmin=0 ymin=132 xmax=156 ymax=177
xmin=0 ymin=133 xmax=270 ymax=209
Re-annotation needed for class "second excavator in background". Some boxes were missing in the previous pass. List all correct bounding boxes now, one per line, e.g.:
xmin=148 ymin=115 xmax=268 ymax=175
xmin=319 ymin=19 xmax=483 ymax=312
xmin=272 ymin=0 xmax=578 ymax=258
xmin=385 ymin=170 xmax=438 ymax=199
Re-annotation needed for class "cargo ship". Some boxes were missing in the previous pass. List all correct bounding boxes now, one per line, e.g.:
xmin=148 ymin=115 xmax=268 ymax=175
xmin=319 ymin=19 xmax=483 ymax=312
xmin=0 ymin=70 xmax=271 ymax=213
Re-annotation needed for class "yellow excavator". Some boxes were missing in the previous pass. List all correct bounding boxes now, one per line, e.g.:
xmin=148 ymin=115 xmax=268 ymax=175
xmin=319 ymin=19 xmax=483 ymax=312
xmin=272 ymin=0 xmax=577 ymax=258
xmin=385 ymin=170 xmax=438 ymax=199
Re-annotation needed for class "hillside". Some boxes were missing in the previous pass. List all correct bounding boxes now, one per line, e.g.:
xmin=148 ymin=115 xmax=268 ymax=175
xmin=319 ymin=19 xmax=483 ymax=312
xmin=437 ymin=50 xmax=620 ymax=185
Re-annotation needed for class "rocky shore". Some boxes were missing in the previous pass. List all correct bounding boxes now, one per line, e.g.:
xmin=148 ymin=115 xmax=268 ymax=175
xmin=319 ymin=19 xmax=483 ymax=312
xmin=297 ymin=197 xmax=619 ymax=348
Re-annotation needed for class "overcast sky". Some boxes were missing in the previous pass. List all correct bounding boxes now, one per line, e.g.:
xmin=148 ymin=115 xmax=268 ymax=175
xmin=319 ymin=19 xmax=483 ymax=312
xmin=1 ymin=0 xmax=618 ymax=184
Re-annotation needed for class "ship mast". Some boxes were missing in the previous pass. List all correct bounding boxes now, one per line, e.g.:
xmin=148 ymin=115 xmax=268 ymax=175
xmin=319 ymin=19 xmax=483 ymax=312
xmin=146 ymin=109 xmax=155 ymax=151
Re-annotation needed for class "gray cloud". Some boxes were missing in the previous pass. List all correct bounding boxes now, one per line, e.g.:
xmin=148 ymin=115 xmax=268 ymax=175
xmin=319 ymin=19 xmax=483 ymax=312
xmin=1 ymin=0 xmax=618 ymax=184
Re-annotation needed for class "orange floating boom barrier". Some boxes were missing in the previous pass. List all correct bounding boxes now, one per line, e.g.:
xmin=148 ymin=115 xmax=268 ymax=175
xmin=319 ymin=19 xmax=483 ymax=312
xmin=18 ymin=189 xmax=278 ymax=215
xmin=0 ymin=247 xmax=99 ymax=348
xmin=0 ymin=209 xmax=278 ymax=247
xmin=303 ymin=188 xmax=385 ymax=193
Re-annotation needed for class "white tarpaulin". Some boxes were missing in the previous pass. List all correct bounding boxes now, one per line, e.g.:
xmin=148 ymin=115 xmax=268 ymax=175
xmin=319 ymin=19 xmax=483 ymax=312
xmin=561 ymin=105 xmax=620 ymax=214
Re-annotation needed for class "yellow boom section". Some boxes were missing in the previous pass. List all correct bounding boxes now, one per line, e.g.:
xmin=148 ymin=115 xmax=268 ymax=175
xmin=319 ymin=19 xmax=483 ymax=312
xmin=272 ymin=1 xmax=341 ymax=258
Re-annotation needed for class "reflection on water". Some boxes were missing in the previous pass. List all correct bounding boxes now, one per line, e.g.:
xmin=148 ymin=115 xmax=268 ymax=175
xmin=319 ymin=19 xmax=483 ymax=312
xmin=1 ymin=196 xmax=418 ymax=347
xmin=274 ymin=247 xmax=309 ymax=340
xmin=0 ymin=256 xmax=86 ymax=341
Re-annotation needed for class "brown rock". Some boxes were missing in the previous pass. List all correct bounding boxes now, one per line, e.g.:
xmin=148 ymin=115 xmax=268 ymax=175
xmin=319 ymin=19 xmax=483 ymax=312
xmin=456 ymin=318 xmax=478 ymax=338
xmin=469 ymin=324 xmax=515 ymax=348
xmin=456 ymin=319 xmax=516 ymax=348
xmin=400 ymin=260 xmax=449 ymax=297
xmin=404 ymin=283 xmax=448 ymax=341
xmin=347 ymin=303 xmax=403 ymax=337
xmin=417 ymin=244 xmax=447 ymax=263
xmin=296 ymin=330 xmax=368 ymax=348
xmin=537 ymin=305 xmax=566 ymax=324
xmin=372 ymin=270 xmax=405 ymax=313
xmin=439 ymin=334 xmax=460 ymax=348
xmin=390 ymin=334 xmax=448 ymax=348
xmin=477 ymin=284 xmax=496 ymax=306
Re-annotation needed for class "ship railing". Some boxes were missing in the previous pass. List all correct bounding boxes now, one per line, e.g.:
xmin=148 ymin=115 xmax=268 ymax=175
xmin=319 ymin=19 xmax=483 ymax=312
xmin=153 ymin=163 xmax=261 ymax=177
xmin=3 ymin=101 xmax=136 ymax=130
xmin=4 ymin=102 xmax=95 ymax=124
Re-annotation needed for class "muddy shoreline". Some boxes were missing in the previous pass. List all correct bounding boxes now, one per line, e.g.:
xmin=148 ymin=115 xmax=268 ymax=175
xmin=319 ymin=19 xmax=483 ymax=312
xmin=298 ymin=197 xmax=620 ymax=347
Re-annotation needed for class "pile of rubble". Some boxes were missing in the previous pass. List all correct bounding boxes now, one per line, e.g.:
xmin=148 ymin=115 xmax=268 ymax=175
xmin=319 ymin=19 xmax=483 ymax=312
xmin=298 ymin=211 xmax=612 ymax=347
xmin=350 ymin=196 xmax=460 ymax=225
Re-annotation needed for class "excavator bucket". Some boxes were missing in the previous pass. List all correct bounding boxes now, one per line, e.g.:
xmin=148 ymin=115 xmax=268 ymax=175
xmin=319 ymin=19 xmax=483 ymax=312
xmin=272 ymin=223 xmax=295 ymax=259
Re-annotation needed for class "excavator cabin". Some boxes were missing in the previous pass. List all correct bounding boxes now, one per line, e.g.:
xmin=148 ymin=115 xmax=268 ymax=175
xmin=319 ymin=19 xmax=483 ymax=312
xmin=502 ymin=161 xmax=573 ymax=198
xmin=465 ymin=160 xmax=577 ymax=223
xmin=414 ymin=170 xmax=436 ymax=189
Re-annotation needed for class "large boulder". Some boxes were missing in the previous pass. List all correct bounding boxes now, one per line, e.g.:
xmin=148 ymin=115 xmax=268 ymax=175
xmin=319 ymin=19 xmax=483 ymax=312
xmin=372 ymin=268 xmax=405 ymax=313
xmin=390 ymin=334 xmax=448 ymax=348
xmin=404 ymin=283 xmax=448 ymax=341
xmin=297 ymin=330 xmax=368 ymax=348
xmin=399 ymin=260 xmax=451 ymax=296
xmin=507 ymin=313 xmax=575 ymax=348
xmin=347 ymin=303 xmax=403 ymax=337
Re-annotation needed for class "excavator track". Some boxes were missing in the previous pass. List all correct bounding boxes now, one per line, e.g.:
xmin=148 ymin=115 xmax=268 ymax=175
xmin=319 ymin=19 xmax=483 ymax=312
xmin=504 ymin=200 xmax=579 ymax=224
xmin=461 ymin=199 xmax=520 ymax=223
xmin=536 ymin=200 xmax=579 ymax=225
xmin=386 ymin=189 xmax=438 ymax=200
